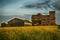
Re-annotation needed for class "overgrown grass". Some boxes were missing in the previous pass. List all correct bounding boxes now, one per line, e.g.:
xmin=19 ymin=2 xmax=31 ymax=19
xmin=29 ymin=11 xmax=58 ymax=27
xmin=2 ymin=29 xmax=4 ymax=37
xmin=0 ymin=26 xmax=60 ymax=40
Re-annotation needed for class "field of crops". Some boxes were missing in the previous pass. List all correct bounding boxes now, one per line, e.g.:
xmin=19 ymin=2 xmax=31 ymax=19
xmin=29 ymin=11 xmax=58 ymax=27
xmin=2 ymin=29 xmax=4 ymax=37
xmin=0 ymin=26 xmax=60 ymax=40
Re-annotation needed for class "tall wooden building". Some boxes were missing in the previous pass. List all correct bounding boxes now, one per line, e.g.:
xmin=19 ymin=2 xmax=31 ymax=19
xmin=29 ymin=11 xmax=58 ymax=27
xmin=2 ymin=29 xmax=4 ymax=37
xmin=31 ymin=11 xmax=56 ymax=25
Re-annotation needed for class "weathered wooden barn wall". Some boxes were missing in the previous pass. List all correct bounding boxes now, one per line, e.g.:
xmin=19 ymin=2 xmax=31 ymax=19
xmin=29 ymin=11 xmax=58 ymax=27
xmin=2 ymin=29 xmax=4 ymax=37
xmin=31 ymin=11 xmax=56 ymax=26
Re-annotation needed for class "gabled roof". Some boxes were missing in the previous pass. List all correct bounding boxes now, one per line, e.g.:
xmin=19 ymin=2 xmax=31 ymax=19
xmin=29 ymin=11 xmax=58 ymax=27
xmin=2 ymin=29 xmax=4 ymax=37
xmin=12 ymin=18 xmax=23 ymax=20
xmin=8 ymin=18 xmax=23 ymax=23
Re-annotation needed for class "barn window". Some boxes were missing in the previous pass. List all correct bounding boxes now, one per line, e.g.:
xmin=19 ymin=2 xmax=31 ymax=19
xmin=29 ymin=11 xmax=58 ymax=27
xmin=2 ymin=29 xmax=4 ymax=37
xmin=38 ymin=20 xmax=41 ymax=24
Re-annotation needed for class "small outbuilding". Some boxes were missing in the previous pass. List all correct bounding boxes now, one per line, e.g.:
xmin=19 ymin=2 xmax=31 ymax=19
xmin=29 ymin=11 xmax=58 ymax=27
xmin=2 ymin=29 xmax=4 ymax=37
xmin=24 ymin=20 xmax=32 ymax=26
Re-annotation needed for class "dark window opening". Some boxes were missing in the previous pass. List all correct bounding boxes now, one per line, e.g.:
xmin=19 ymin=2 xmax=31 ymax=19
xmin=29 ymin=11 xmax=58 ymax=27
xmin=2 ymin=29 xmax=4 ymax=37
xmin=38 ymin=20 xmax=41 ymax=24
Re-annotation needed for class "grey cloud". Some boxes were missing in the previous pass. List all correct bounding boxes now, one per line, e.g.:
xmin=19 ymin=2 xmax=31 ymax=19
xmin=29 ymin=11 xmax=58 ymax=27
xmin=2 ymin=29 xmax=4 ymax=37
xmin=23 ymin=0 xmax=60 ymax=10
xmin=52 ymin=1 xmax=60 ymax=10
xmin=23 ymin=0 xmax=52 ymax=9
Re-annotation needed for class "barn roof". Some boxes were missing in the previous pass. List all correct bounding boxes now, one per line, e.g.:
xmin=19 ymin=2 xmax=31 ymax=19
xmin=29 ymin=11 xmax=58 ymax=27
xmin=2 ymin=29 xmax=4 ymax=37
xmin=8 ymin=18 xmax=24 ymax=23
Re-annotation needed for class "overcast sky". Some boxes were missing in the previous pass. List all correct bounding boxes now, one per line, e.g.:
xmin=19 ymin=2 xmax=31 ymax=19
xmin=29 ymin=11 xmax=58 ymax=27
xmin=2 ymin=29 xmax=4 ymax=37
xmin=0 ymin=0 xmax=60 ymax=25
xmin=0 ymin=0 xmax=60 ymax=15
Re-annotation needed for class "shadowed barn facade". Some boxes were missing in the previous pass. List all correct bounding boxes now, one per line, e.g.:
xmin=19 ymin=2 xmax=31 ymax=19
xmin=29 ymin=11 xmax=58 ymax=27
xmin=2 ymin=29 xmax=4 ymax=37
xmin=31 ymin=11 xmax=56 ymax=26
xmin=8 ymin=18 xmax=24 ymax=26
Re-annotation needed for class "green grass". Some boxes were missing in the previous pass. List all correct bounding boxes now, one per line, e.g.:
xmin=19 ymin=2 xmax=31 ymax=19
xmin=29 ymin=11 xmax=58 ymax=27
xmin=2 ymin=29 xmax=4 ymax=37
xmin=0 ymin=26 xmax=60 ymax=40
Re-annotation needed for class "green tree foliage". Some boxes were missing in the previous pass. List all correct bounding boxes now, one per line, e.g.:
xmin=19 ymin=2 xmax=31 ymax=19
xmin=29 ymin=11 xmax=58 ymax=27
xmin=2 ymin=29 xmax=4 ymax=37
xmin=1 ymin=22 xmax=6 ymax=27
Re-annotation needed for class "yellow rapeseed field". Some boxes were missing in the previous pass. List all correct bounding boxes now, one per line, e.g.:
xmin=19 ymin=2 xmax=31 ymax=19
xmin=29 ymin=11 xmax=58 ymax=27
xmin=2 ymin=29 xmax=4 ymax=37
xmin=0 ymin=26 xmax=59 ymax=40
xmin=0 ymin=26 xmax=58 ymax=31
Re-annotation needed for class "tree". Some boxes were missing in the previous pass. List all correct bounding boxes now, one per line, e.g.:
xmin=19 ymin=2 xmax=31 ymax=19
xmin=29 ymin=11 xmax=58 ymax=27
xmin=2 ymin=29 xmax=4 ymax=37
xmin=1 ymin=22 xmax=6 ymax=27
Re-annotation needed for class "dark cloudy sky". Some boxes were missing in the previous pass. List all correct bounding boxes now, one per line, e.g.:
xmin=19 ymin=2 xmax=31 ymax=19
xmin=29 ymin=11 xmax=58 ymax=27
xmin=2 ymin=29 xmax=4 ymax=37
xmin=0 ymin=0 xmax=60 ymax=25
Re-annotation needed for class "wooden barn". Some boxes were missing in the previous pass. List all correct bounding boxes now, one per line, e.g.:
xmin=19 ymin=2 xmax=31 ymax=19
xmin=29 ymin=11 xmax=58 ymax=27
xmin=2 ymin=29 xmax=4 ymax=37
xmin=8 ymin=18 xmax=24 ymax=26
xmin=31 ymin=11 xmax=56 ymax=26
